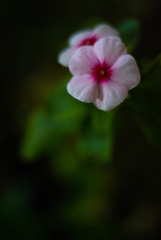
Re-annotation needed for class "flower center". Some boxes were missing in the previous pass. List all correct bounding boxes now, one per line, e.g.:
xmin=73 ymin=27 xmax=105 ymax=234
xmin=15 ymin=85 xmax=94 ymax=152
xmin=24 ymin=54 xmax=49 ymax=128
xmin=85 ymin=40 xmax=90 ymax=45
xmin=91 ymin=63 xmax=112 ymax=83
xmin=79 ymin=36 xmax=97 ymax=46
xmin=100 ymin=70 xmax=105 ymax=75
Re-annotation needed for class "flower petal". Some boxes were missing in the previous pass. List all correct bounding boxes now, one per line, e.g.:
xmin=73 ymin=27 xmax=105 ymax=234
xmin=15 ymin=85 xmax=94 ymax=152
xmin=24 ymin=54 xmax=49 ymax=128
xmin=67 ymin=74 xmax=98 ymax=103
xmin=94 ymin=80 xmax=128 ymax=111
xmin=69 ymin=46 xmax=100 ymax=75
xmin=94 ymin=37 xmax=126 ymax=67
xmin=68 ymin=30 xmax=92 ymax=47
xmin=57 ymin=47 xmax=76 ymax=67
xmin=93 ymin=24 xmax=119 ymax=38
xmin=110 ymin=54 xmax=140 ymax=90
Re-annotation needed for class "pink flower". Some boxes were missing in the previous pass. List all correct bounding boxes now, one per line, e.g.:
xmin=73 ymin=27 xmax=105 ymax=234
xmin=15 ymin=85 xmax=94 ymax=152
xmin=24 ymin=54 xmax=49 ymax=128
xmin=58 ymin=24 xmax=118 ymax=67
xmin=67 ymin=37 xmax=140 ymax=111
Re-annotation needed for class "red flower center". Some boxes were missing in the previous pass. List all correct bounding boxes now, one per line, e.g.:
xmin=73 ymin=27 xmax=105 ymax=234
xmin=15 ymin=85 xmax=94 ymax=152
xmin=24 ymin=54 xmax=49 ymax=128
xmin=79 ymin=36 xmax=97 ymax=46
xmin=92 ymin=63 xmax=112 ymax=83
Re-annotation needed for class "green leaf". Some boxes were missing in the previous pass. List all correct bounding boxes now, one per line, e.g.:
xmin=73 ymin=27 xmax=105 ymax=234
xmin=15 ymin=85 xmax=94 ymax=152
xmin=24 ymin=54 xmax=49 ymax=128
xmin=118 ymin=20 xmax=139 ymax=53
xmin=77 ymin=106 xmax=116 ymax=162
xmin=20 ymin=77 xmax=87 ymax=161
xmin=140 ymin=53 xmax=161 ymax=78
xmin=128 ymin=79 xmax=161 ymax=151
xmin=20 ymin=109 xmax=53 ymax=160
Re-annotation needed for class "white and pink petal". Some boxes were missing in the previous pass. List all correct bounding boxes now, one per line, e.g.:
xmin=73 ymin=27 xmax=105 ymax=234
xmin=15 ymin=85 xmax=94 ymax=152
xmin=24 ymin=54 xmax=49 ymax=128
xmin=110 ymin=54 xmax=140 ymax=90
xmin=94 ymin=37 xmax=126 ymax=68
xmin=69 ymin=46 xmax=100 ymax=75
xmin=67 ymin=74 xmax=98 ymax=103
xmin=94 ymin=80 xmax=128 ymax=111
xmin=57 ymin=47 xmax=77 ymax=67
xmin=93 ymin=24 xmax=119 ymax=38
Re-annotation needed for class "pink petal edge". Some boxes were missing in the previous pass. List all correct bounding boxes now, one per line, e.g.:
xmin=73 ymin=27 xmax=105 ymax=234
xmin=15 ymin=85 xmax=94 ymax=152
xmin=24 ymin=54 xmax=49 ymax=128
xmin=57 ymin=47 xmax=76 ymax=67
xmin=94 ymin=80 xmax=128 ymax=111
xmin=67 ymin=74 xmax=98 ymax=103
xmin=93 ymin=24 xmax=119 ymax=38
xmin=110 ymin=54 xmax=140 ymax=90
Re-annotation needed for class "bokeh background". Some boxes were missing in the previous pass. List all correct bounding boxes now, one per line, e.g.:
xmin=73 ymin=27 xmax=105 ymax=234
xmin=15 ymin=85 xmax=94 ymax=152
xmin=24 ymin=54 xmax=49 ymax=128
xmin=1 ymin=0 xmax=161 ymax=239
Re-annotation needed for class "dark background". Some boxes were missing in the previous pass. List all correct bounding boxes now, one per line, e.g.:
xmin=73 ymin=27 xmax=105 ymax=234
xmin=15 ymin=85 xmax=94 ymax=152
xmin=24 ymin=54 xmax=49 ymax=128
xmin=1 ymin=0 xmax=161 ymax=239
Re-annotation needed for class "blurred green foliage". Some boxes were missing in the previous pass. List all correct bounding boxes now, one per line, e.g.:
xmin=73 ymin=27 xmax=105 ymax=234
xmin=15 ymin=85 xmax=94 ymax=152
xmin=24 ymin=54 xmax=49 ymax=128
xmin=21 ymin=76 xmax=87 ymax=160
xmin=117 ymin=20 xmax=140 ymax=53
xmin=129 ymin=54 xmax=161 ymax=152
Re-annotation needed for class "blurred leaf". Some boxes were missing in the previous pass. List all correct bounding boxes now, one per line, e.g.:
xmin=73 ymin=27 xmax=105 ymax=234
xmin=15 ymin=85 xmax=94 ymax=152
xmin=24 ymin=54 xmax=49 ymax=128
xmin=20 ymin=109 xmax=53 ymax=160
xmin=20 ymin=77 xmax=87 ymax=161
xmin=118 ymin=20 xmax=139 ymax=52
xmin=128 ymin=79 xmax=161 ymax=151
xmin=50 ymin=144 xmax=82 ymax=181
xmin=77 ymin=106 xmax=116 ymax=162
xmin=140 ymin=53 xmax=161 ymax=78
xmin=60 ymin=165 xmax=112 ymax=225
